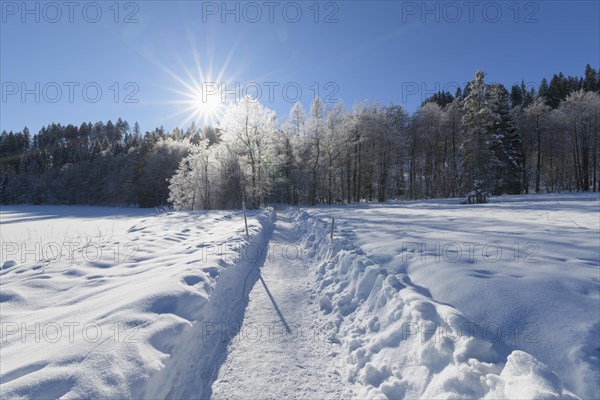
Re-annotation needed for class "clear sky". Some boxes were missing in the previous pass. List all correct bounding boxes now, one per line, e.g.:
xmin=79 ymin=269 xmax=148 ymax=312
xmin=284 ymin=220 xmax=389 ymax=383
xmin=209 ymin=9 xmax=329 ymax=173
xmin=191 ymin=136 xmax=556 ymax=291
xmin=1 ymin=0 xmax=598 ymax=134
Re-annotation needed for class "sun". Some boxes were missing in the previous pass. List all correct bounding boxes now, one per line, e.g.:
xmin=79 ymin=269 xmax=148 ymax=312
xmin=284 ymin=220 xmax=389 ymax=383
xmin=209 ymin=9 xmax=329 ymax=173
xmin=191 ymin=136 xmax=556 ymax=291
xmin=158 ymin=48 xmax=237 ymax=129
xmin=189 ymin=83 xmax=226 ymax=126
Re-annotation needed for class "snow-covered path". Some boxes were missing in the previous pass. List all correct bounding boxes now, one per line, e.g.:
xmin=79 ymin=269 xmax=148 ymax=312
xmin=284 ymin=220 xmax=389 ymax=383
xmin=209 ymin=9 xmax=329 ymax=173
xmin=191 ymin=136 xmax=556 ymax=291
xmin=211 ymin=212 xmax=351 ymax=399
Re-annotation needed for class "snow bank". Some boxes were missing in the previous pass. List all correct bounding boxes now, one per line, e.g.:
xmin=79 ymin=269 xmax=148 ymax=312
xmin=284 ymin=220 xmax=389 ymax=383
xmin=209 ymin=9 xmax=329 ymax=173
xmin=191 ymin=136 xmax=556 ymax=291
xmin=0 ymin=206 xmax=275 ymax=399
xmin=296 ymin=207 xmax=582 ymax=399
xmin=138 ymin=209 xmax=276 ymax=399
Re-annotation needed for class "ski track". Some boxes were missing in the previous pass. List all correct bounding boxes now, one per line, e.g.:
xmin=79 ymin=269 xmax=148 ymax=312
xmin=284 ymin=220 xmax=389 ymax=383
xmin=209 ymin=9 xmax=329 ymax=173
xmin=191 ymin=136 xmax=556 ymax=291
xmin=211 ymin=212 xmax=352 ymax=400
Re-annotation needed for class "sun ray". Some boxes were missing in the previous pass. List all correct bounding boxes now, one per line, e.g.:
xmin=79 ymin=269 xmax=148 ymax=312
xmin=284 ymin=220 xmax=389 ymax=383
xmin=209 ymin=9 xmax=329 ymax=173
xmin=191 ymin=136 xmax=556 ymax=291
xmin=141 ymin=34 xmax=244 ymax=130
xmin=157 ymin=54 xmax=234 ymax=129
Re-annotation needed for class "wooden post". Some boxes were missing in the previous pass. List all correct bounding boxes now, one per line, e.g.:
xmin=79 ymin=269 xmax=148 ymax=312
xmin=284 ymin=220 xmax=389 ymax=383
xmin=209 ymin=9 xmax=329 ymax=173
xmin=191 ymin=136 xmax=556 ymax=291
xmin=242 ymin=200 xmax=249 ymax=237
xmin=330 ymin=217 xmax=335 ymax=239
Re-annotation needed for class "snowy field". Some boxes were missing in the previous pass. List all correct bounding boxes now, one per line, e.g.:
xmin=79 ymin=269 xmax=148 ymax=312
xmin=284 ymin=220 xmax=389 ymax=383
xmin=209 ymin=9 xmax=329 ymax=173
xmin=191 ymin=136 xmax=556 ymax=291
xmin=1 ymin=206 xmax=275 ymax=398
xmin=1 ymin=193 xmax=599 ymax=399
xmin=304 ymin=193 xmax=599 ymax=399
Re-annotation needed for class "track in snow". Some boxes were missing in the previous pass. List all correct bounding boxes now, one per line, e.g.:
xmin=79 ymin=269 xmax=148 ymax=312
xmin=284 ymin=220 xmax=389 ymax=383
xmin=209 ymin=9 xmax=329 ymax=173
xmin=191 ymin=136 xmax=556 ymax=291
xmin=211 ymin=212 xmax=351 ymax=399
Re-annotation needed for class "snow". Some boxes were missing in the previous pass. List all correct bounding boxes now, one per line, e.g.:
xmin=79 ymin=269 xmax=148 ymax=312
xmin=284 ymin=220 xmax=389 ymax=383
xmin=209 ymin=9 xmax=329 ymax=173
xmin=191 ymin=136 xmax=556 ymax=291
xmin=211 ymin=213 xmax=352 ymax=399
xmin=302 ymin=193 xmax=599 ymax=399
xmin=1 ymin=193 xmax=598 ymax=399
xmin=1 ymin=205 xmax=275 ymax=398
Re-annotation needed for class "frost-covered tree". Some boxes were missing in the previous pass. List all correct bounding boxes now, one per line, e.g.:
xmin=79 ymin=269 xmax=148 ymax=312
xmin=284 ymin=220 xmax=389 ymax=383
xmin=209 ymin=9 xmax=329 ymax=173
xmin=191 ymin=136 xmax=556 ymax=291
xmin=444 ymin=98 xmax=465 ymax=195
xmin=218 ymin=96 xmax=276 ymax=207
xmin=348 ymin=102 xmax=367 ymax=202
xmin=277 ymin=101 xmax=306 ymax=204
xmin=412 ymin=102 xmax=445 ymax=198
xmin=5 ymin=65 xmax=599 ymax=209
xmin=306 ymin=97 xmax=325 ymax=205
xmin=168 ymin=141 xmax=211 ymax=210
xmin=555 ymin=90 xmax=600 ymax=191
xmin=518 ymin=98 xmax=552 ymax=192
xmin=385 ymin=105 xmax=410 ymax=199
xmin=322 ymin=102 xmax=346 ymax=204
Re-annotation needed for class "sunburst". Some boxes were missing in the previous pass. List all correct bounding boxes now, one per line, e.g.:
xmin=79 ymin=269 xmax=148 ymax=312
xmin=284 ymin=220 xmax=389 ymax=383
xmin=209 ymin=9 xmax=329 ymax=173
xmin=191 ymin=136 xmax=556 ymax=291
xmin=159 ymin=47 xmax=238 ymax=129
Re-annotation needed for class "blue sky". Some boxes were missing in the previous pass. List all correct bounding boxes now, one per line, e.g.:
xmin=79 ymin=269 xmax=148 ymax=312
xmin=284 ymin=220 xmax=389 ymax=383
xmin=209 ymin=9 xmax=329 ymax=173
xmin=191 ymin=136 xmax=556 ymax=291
xmin=1 ymin=0 xmax=598 ymax=134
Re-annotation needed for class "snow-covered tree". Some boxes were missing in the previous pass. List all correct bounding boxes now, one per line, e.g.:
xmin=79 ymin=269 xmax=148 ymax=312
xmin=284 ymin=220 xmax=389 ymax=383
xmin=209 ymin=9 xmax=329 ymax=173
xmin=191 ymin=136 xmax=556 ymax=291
xmin=322 ymin=101 xmax=346 ymax=204
xmin=518 ymin=97 xmax=552 ymax=192
xmin=488 ymin=83 xmax=522 ymax=195
xmin=168 ymin=141 xmax=211 ymax=210
xmin=306 ymin=97 xmax=325 ymax=205
xmin=412 ymin=102 xmax=445 ymax=198
xmin=218 ymin=96 xmax=277 ymax=207
xmin=443 ymin=98 xmax=465 ymax=195
xmin=6 ymin=65 xmax=599 ymax=209
xmin=461 ymin=71 xmax=501 ymax=196
xmin=555 ymin=90 xmax=600 ymax=191
xmin=276 ymin=101 xmax=306 ymax=204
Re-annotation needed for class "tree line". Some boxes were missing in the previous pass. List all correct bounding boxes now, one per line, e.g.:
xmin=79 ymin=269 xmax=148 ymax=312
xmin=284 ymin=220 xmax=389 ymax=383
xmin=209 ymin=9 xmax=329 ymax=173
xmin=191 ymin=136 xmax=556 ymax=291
xmin=0 ymin=119 xmax=196 ymax=206
xmin=1 ymin=65 xmax=599 ymax=208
